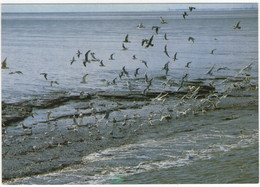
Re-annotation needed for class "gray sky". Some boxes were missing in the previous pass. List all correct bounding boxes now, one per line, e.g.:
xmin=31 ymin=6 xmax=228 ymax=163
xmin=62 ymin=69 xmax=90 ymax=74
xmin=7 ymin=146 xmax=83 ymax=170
xmin=1 ymin=3 xmax=257 ymax=13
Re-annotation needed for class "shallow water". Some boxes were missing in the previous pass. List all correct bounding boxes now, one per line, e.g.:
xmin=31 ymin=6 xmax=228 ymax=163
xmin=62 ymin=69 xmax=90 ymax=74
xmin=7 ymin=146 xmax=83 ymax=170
xmin=2 ymin=9 xmax=258 ymax=184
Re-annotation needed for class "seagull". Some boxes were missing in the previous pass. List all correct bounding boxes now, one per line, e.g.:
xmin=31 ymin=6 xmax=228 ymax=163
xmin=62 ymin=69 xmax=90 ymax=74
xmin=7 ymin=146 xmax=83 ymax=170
xmin=185 ymin=61 xmax=192 ymax=68
xmin=177 ymin=74 xmax=189 ymax=91
xmin=134 ymin=68 xmax=140 ymax=77
xmin=1 ymin=58 xmax=8 ymax=69
xmin=205 ymin=64 xmax=215 ymax=75
xmin=189 ymin=6 xmax=196 ymax=12
xmin=144 ymin=72 xmax=149 ymax=83
xmin=127 ymin=81 xmax=134 ymax=92
xmin=83 ymin=50 xmax=91 ymax=66
xmin=217 ymin=67 xmax=230 ymax=71
xmin=90 ymin=52 xmax=100 ymax=62
xmin=122 ymin=66 xmax=129 ymax=77
xmin=164 ymin=45 xmax=170 ymax=58
xmin=188 ymin=37 xmax=195 ymax=43
xmin=70 ymin=56 xmax=76 ymax=65
xmin=76 ymin=50 xmax=82 ymax=58
xmin=141 ymin=39 xmax=149 ymax=46
xmin=164 ymin=33 xmax=168 ymax=40
xmin=141 ymin=60 xmax=148 ymax=68
xmin=123 ymin=34 xmax=130 ymax=43
xmin=50 ymin=81 xmax=59 ymax=87
xmin=99 ymin=60 xmax=105 ymax=67
xmin=210 ymin=49 xmax=216 ymax=54
xmin=173 ymin=52 xmax=178 ymax=61
xmin=162 ymin=61 xmax=170 ymax=75
xmin=183 ymin=11 xmax=188 ymax=19
xmin=152 ymin=92 xmax=168 ymax=102
xmin=233 ymin=21 xmax=241 ymax=30
xmin=145 ymin=35 xmax=154 ymax=48
xmin=9 ymin=71 xmax=23 ymax=74
xmin=137 ymin=23 xmax=145 ymax=29
xmin=81 ymin=73 xmax=89 ymax=83
xmin=160 ymin=17 xmax=167 ymax=24
xmin=147 ymin=78 xmax=153 ymax=89
xmin=47 ymin=111 xmax=52 ymax=121
xmin=152 ymin=26 xmax=160 ymax=34
xmin=132 ymin=55 xmax=137 ymax=60
xmin=122 ymin=43 xmax=128 ymax=50
xmin=112 ymin=77 xmax=117 ymax=84
xmin=40 ymin=73 xmax=48 ymax=80
xmin=109 ymin=53 xmax=115 ymax=60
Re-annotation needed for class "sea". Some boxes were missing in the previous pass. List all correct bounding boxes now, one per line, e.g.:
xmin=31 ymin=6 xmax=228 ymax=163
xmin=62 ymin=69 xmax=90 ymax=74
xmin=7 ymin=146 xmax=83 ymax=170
xmin=1 ymin=9 xmax=259 ymax=184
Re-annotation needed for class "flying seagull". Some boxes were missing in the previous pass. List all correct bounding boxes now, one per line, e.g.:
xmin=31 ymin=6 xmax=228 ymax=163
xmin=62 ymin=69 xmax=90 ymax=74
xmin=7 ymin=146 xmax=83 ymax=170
xmin=185 ymin=61 xmax=192 ymax=68
xmin=83 ymin=50 xmax=91 ymax=66
xmin=76 ymin=50 xmax=82 ymax=58
xmin=123 ymin=34 xmax=130 ymax=43
xmin=160 ymin=17 xmax=167 ymax=24
xmin=122 ymin=43 xmax=128 ymax=50
xmin=152 ymin=26 xmax=160 ymax=34
xmin=132 ymin=55 xmax=137 ymax=60
xmin=183 ymin=12 xmax=188 ymax=19
xmin=9 ymin=71 xmax=23 ymax=74
xmin=109 ymin=53 xmax=115 ymax=60
xmin=81 ymin=73 xmax=89 ymax=83
xmin=70 ymin=56 xmax=76 ymax=65
xmin=173 ymin=52 xmax=178 ymax=61
xmin=188 ymin=37 xmax=195 ymax=43
xmin=134 ymin=68 xmax=140 ymax=77
xmin=164 ymin=45 xmax=170 ymax=58
xmin=137 ymin=23 xmax=145 ymax=29
xmin=205 ymin=64 xmax=215 ymax=75
xmin=99 ymin=60 xmax=105 ymax=67
xmin=142 ymin=39 xmax=149 ymax=46
xmin=162 ymin=61 xmax=170 ymax=75
xmin=210 ymin=49 xmax=216 ymax=55
xmin=141 ymin=60 xmax=148 ymax=68
xmin=233 ymin=21 xmax=241 ymax=30
xmin=1 ymin=58 xmax=8 ymax=69
xmin=122 ymin=66 xmax=129 ymax=77
xmin=164 ymin=33 xmax=168 ymax=40
xmin=40 ymin=73 xmax=48 ymax=80
xmin=189 ymin=7 xmax=196 ymax=12
xmin=50 ymin=81 xmax=59 ymax=87
xmin=145 ymin=35 xmax=154 ymax=48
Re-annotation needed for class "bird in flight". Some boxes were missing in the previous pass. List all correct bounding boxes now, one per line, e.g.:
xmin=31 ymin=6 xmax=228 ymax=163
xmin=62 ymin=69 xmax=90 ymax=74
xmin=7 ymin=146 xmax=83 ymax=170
xmin=183 ymin=12 xmax=188 ymax=19
xmin=137 ymin=23 xmax=145 ymax=29
xmin=210 ymin=49 xmax=216 ymax=54
xmin=142 ymin=39 xmax=149 ymax=46
xmin=141 ymin=60 xmax=148 ymax=68
xmin=134 ymin=68 xmax=140 ymax=77
xmin=99 ymin=60 xmax=105 ymax=67
xmin=76 ymin=50 xmax=82 ymax=58
xmin=9 ymin=71 xmax=23 ymax=74
xmin=205 ymin=64 xmax=215 ymax=75
xmin=189 ymin=7 xmax=196 ymax=12
xmin=173 ymin=52 xmax=178 ymax=61
xmin=164 ymin=45 xmax=170 ymax=58
xmin=233 ymin=21 xmax=241 ymax=30
xmin=160 ymin=17 xmax=167 ymax=24
xmin=81 ymin=73 xmax=89 ymax=83
xmin=123 ymin=34 xmax=130 ymax=43
xmin=122 ymin=43 xmax=128 ymax=50
xmin=40 ymin=73 xmax=48 ymax=80
xmin=132 ymin=55 xmax=137 ymax=60
xmin=83 ymin=50 xmax=91 ymax=66
xmin=50 ymin=81 xmax=59 ymax=87
xmin=1 ymin=58 xmax=8 ymax=69
xmin=145 ymin=35 xmax=154 ymax=48
xmin=185 ymin=61 xmax=192 ymax=68
xmin=70 ymin=56 xmax=76 ymax=65
xmin=152 ymin=26 xmax=160 ymax=34
xmin=164 ymin=33 xmax=168 ymax=40
xmin=188 ymin=37 xmax=195 ymax=43
xmin=109 ymin=53 xmax=115 ymax=60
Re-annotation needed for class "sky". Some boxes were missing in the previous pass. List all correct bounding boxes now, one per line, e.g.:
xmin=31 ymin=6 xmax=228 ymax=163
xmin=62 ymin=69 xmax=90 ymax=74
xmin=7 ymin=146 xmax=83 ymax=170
xmin=1 ymin=2 xmax=258 ymax=13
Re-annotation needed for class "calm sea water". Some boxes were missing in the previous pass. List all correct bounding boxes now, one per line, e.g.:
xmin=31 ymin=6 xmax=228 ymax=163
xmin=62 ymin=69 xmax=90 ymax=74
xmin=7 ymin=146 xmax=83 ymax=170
xmin=2 ymin=10 xmax=258 ymax=184
xmin=1 ymin=10 xmax=258 ymax=103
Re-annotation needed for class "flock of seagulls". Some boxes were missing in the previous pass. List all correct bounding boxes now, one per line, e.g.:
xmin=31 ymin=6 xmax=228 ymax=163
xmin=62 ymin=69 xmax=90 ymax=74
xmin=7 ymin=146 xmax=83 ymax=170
xmin=2 ymin=6 xmax=254 ymax=142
